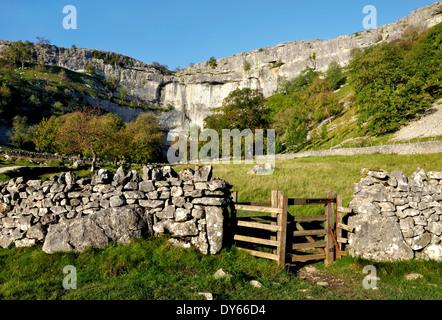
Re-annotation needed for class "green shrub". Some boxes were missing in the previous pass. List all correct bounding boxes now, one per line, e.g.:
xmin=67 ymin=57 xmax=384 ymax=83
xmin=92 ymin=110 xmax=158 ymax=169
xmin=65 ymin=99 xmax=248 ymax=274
xmin=208 ymin=56 xmax=217 ymax=68
xmin=243 ymin=60 xmax=251 ymax=71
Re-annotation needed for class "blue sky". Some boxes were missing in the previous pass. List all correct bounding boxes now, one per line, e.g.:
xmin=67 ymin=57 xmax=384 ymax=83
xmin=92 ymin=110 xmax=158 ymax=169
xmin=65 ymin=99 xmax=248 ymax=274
xmin=0 ymin=0 xmax=437 ymax=70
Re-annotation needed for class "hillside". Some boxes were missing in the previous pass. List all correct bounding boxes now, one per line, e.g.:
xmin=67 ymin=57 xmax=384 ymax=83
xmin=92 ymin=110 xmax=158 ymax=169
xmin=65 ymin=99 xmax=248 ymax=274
xmin=1 ymin=2 xmax=441 ymax=136
xmin=0 ymin=2 xmax=441 ymax=158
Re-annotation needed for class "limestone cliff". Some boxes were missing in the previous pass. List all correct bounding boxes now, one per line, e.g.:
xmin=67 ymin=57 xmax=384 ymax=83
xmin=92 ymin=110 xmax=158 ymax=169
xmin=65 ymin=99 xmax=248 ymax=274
xmin=1 ymin=2 xmax=441 ymax=134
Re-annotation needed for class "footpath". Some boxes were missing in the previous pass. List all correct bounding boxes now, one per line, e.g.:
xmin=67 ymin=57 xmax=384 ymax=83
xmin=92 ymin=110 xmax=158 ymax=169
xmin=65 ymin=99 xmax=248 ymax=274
xmin=277 ymin=140 xmax=442 ymax=159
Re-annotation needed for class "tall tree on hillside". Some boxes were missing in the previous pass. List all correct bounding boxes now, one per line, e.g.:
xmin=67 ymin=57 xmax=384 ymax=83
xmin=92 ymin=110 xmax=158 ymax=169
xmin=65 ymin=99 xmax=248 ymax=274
xmin=207 ymin=88 xmax=270 ymax=132
xmin=8 ymin=41 xmax=35 ymax=69
xmin=7 ymin=115 xmax=36 ymax=150
xmin=324 ymin=61 xmax=347 ymax=90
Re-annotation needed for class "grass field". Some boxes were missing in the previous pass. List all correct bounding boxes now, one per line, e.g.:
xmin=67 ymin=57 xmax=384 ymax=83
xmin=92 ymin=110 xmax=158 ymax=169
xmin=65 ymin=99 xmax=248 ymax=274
xmin=0 ymin=152 xmax=441 ymax=300
xmin=173 ymin=152 xmax=442 ymax=216
xmin=0 ymin=237 xmax=441 ymax=300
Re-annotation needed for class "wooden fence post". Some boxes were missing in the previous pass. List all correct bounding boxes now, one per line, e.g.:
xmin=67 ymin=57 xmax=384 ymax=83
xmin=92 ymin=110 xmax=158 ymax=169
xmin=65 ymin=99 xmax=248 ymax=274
xmin=232 ymin=191 xmax=237 ymax=203
xmin=324 ymin=190 xmax=335 ymax=266
xmin=277 ymin=191 xmax=288 ymax=268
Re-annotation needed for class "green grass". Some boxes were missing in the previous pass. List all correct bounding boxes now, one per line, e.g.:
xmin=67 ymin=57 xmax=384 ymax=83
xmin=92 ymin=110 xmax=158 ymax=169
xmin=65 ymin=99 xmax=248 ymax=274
xmin=173 ymin=152 xmax=442 ymax=216
xmin=317 ymin=256 xmax=442 ymax=300
xmin=0 ymin=237 xmax=440 ymax=300
xmin=0 ymin=237 xmax=311 ymax=300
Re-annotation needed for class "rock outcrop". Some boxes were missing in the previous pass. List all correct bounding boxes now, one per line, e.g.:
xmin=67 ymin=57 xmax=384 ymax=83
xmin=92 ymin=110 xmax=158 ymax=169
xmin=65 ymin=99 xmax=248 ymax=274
xmin=346 ymin=168 xmax=442 ymax=261
xmin=1 ymin=2 xmax=440 ymax=134
xmin=0 ymin=165 xmax=233 ymax=255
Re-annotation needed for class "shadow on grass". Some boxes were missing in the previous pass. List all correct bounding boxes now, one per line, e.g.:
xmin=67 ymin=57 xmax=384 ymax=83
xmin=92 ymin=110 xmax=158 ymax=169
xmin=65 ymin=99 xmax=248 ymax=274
xmin=0 ymin=166 xmax=69 ymax=181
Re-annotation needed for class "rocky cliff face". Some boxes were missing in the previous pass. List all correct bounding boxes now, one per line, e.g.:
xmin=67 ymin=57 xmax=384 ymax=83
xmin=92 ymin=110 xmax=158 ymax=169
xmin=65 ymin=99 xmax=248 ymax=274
xmin=1 ymin=2 xmax=441 ymax=134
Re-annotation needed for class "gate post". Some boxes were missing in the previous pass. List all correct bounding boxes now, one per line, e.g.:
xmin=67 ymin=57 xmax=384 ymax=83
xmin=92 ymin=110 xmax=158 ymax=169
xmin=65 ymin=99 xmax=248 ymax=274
xmin=277 ymin=191 xmax=288 ymax=268
xmin=324 ymin=190 xmax=335 ymax=266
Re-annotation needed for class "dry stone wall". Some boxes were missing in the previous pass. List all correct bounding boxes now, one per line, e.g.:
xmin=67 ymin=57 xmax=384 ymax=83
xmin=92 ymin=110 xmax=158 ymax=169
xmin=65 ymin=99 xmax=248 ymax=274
xmin=0 ymin=165 xmax=233 ymax=255
xmin=347 ymin=168 xmax=442 ymax=261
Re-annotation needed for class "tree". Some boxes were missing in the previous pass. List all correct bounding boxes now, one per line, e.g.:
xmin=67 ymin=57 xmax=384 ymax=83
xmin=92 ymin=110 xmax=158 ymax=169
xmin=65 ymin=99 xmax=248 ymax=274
xmin=55 ymin=111 xmax=89 ymax=156
xmin=85 ymin=112 xmax=125 ymax=170
xmin=284 ymin=67 xmax=319 ymax=94
xmin=307 ymin=78 xmax=341 ymax=122
xmin=204 ymin=88 xmax=270 ymax=133
xmin=36 ymin=36 xmax=51 ymax=45
xmin=152 ymin=62 xmax=171 ymax=75
xmin=55 ymin=108 xmax=124 ymax=171
xmin=8 ymin=115 xmax=36 ymax=150
xmin=125 ymin=113 xmax=164 ymax=163
xmin=307 ymin=51 xmax=317 ymax=70
xmin=285 ymin=115 xmax=308 ymax=150
xmin=325 ymin=61 xmax=346 ymax=90
xmin=85 ymin=61 xmax=94 ymax=73
xmin=203 ymin=112 xmax=226 ymax=134
xmin=8 ymin=41 xmax=35 ymax=69
xmin=208 ymin=56 xmax=217 ymax=68
xmin=34 ymin=109 xmax=129 ymax=168
xmin=33 ymin=116 xmax=63 ymax=153
xmin=222 ymin=88 xmax=270 ymax=130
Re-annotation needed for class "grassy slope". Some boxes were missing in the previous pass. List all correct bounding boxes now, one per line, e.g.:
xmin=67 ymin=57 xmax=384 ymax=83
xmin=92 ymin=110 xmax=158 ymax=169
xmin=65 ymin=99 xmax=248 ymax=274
xmin=294 ymin=82 xmax=442 ymax=152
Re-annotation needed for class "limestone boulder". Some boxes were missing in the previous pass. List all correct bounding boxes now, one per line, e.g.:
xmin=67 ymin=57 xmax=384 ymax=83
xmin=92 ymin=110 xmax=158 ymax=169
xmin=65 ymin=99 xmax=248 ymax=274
xmin=348 ymin=215 xmax=414 ymax=261
xmin=42 ymin=207 xmax=146 ymax=253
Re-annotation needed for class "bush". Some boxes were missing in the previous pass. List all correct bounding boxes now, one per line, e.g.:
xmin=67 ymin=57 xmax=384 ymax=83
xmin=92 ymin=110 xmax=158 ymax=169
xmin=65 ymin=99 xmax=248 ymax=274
xmin=85 ymin=61 xmax=94 ymax=73
xmin=325 ymin=61 xmax=347 ymax=90
xmin=208 ymin=56 xmax=217 ymax=69
xmin=8 ymin=115 xmax=36 ymax=150
xmin=243 ymin=60 xmax=251 ymax=71
xmin=204 ymin=88 xmax=270 ymax=133
xmin=124 ymin=113 xmax=164 ymax=163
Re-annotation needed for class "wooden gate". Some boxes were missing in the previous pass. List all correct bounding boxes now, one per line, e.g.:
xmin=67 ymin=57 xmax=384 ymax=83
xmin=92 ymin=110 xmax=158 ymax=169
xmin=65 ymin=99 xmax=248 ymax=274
xmin=288 ymin=191 xmax=335 ymax=265
xmin=231 ymin=190 xmax=350 ymax=267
